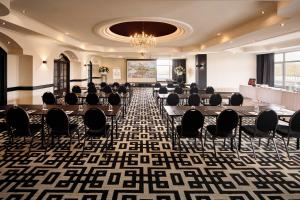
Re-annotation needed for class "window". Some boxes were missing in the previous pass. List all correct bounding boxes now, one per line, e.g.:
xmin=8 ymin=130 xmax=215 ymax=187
xmin=156 ymin=59 xmax=172 ymax=81
xmin=274 ymin=51 xmax=300 ymax=91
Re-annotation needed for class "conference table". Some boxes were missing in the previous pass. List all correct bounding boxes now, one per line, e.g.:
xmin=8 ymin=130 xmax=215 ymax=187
xmin=164 ymin=105 xmax=295 ymax=150
xmin=0 ymin=104 xmax=121 ymax=148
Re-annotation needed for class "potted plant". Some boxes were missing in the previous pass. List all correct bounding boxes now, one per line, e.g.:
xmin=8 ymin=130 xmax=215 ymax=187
xmin=174 ymin=65 xmax=184 ymax=76
xmin=99 ymin=66 xmax=109 ymax=75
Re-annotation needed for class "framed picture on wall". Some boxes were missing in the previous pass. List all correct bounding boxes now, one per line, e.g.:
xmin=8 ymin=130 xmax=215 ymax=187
xmin=113 ymin=68 xmax=121 ymax=80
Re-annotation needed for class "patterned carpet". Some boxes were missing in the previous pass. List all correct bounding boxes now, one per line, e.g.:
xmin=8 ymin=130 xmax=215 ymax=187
xmin=1 ymin=88 xmax=300 ymax=200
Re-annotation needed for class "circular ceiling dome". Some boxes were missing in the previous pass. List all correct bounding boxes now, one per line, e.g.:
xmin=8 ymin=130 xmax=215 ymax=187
xmin=109 ymin=21 xmax=177 ymax=37
xmin=0 ymin=0 xmax=10 ymax=16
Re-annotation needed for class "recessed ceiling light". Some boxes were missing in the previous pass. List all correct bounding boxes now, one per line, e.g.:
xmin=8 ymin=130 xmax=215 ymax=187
xmin=229 ymin=40 xmax=233 ymax=44
xmin=217 ymin=33 xmax=222 ymax=36
xmin=2 ymin=22 xmax=5 ymax=25
xmin=280 ymin=23 xmax=285 ymax=27
xmin=22 ymin=10 xmax=26 ymax=14
xmin=261 ymin=10 xmax=265 ymax=15
xmin=65 ymin=32 xmax=70 ymax=35
xmin=7 ymin=41 xmax=10 ymax=44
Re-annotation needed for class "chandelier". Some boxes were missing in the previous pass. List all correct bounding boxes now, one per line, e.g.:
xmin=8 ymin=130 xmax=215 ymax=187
xmin=130 ymin=31 xmax=156 ymax=53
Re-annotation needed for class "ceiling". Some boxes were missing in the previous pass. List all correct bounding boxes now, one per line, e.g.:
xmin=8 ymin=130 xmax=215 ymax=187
xmin=2 ymin=0 xmax=300 ymax=58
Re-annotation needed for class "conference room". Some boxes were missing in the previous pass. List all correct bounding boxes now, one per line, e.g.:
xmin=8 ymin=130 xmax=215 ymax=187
xmin=1 ymin=0 xmax=300 ymax=199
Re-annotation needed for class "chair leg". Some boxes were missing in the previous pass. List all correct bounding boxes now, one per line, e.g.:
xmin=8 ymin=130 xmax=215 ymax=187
xmin=223 ymin=138 xmax=226 ymax=147
xmin=212 ymin=139 xmax=217 ymax=158
xmin=233 ymin=138 xmax=240 ymax=160
xmin=282 ymin=137 xmax=290 ymax=159
xmin=271 ymin=137 xmax=280 ymax=160
xmin=199 ymin=136 xmax=204 ymax=157
xmin=250 ymin=138 xmax=256 ymax=159
xmin=204 ymin=130 xmax=207 ymax=146
xmin=82 ymin=136 xmax=86 ymax=153
xmin=258 ymin=138 xmax=261 ymax=147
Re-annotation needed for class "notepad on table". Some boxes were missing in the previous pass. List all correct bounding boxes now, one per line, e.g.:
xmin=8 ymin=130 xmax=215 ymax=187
xmin=249 ymin=111 xmax=258 ymax=115
xmin=65 ymin=111 xmax=73 ymax=114
xmin=0 ymin=110 xmax=5 ymax=113
xmin=27 ymin=110 xmax=36 ymax=114
xmin=215 ymin=111 xmax=221 ymax=114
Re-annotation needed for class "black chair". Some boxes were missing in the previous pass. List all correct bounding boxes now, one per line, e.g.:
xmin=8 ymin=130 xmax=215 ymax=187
xmin=100 ymin=82 xmax=107 ymax=89
xmin=241 ymin=110 xmax=279 ymax=160
xmin=167 ymin=83 xmax=174 ymax=88
xmin=209 ymin=93 xmax=222 ymax=106
xmin=65 ymin=93 xmax=78 ymax=105
xmin=72 ymin=85 xmax=81 ymax=93
xmin=124 ymin=82 xmax=131 ymax=88
xmin=166 ymin=93 xmax=180 ymax=106
xmin=6 ymin=106 xmax=42 ymax=152
xmin=158 ymin=86 xmax=168 ymax=94
xmin=102 ymin=85 xmax=112 ymax=94
xmin=86 ymin=93 xmax=99 ymax=105
xmin=112 ymin=82 xmax=120 ymax=88
xmin=174 ymin=86 xmax=183 ymax=94
xmin=118 ymin=85 xmax=127 ymax=94
xmin=87 ymin=86 xmax=97 ymax=94
xmin=230 ymin=93 xmax=244 ymax=106
xmin=179 ymin=83 xmax=185 ymax=88
xmin=276 ymin=110 xmax=300 ymax=159
xmin=46 ymin=108 xmax=80 ymax=150
xmin=206 ymin=109 xmax=240 ymax=158
xmin=190 ymin=83 xmax=197 ymax=88
xmin=188 ymin=94 xmax=201 ymax=106
xmin=206 ymin=86 xmax=215 ymax=94
xmin=42 ymin=92 xmax=56 ymax=105
xmin=108 ymin=93 xmax=121 ymax=105
xmin=190 ymin=87 xmax=199 ymax=94
xmin=83 ymin=108 xmax=111 ymax=153
xmin=154 ymin=82 xmax=161 ymax=88
xmin=176 ymin=109 xmax=205 ymax=155
xmin=88 ymin=82 xmax=95 ymax=88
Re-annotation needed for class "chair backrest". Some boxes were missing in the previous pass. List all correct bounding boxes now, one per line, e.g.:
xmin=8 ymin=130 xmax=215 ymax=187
xmin=190 ymin=87 xmax=198 ymax=94
xmin=124 ymin=82 xmax=131 ymax=88
xmin=65 ymin=93 xmax=78 ymax=105
xmin=188 ymin=94 xmax=200 ymax=106
xmin=174 ymin=86 xmax=183 ymax=94
xmin=112 ymin=82 xmax=120 ymax=88
xmin=179 ymin=83 xmax=185 ymax=88
xmin=87 ymin=86 xmax=97 ymax=94
xmin=100 ymin=82 xmax=107 ymax=88
xmin=166 ymin=93 xmax=180 ymax=106
xmin=206 ymin=86 xmax=214 ymax=94
xmin=102 ymin=85 xmax=112 ymax=94
xmin=167 ymin=83 xmax=174 ymax=88
xmin=118 ymin=85 xmax=127 ymax=94
xmin=209 ymin=93 xmax=222 ymax=106
xmin=216 ymin=109 xmax=239 ymax=136
xmin=108 ymin=93 xmax=121 ymax=105
xmin=72 ymin=85 xmax=81 ymax=93
xmin=290 ymin=110 xmax=300 ymax=132
xmin=86 ymin=93 xmax=99 ymax=105
xmin=87 ymin=82 xmax=95 ymax=88
xmin=6 ymin=106 xmax=30 ymax=131
xmin=190 ymin=83 xmax=197 ymax=88
xmin=158 ymin=86 xmax=168 ymax=94
xmin=256 ymin=109 xmax=278 ymax=133
xmin=154 ymin=82 xmax=161 ymax=88
xmin=46 ymin=108 xmax=69 ymax=133
xmin=181 ymin=109 xmax=204 ymax=137
xmin=84 ymin=108 xmax=106 ymax=130
xmin=42 ymin=92 xmax=56 ymax=105
xmin=230 ymin=93 xmax=243 ymax=106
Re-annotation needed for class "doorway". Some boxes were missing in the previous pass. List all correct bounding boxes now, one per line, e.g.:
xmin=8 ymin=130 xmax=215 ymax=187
xmin=0 ymin=47 xmax=7 ymax=105
xmin=54 ymin=54 xmax=70 ymax=96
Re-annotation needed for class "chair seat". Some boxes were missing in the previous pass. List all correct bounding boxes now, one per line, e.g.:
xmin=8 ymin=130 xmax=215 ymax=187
xmin=51 ymin=123 xmax=78 ymax=135
xmin=276 ymin=125 xmax=300 ymax=138
xmin=86 ymin=124 xmax=110 ymax=137
xmin=176 ymin=125 xmax=199 ymax=138
xmin=206 ymin=125 xmax=233 ymax=138
xmin=14 ymin=123 xmax=42 ymax=136
xmin=241 ymin=125 xmax=270 ymax=138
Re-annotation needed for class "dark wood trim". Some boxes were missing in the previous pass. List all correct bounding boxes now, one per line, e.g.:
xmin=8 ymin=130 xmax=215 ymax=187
xmin=70 ymin=79 xmax=87 ymax=82
xmin=7 ymin=84 xmax=53 ymax=92
xmin=0 ymin=47 xmax=7 ymax=105
xmin=92 ymin=77 xmax=101 ymax=79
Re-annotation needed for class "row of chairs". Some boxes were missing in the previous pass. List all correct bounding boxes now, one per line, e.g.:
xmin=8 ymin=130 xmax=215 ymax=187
xmin=154 ymin=82 xmax=215 ymax=94
xmin=42 ymin=92 xmax=121 ymax=105
xmin=4 ymin=106 xmax=112 ymax=154
xmin=178 ymin=108 xmax=300 ymax=159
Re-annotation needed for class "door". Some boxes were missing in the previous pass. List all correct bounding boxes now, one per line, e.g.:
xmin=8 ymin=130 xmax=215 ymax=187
xmin=0 ymin=47 xmax=7 ymax=105
xmin=54 ymin=54 xmax=70 ymax=96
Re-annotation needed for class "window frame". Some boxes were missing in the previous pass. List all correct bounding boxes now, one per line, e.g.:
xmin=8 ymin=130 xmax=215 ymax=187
xmin=156 ymin=59 xmax=173 ymax=81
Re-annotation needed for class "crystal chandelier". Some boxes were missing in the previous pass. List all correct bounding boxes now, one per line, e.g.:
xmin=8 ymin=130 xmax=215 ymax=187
xmin=130 ymin=31 xmax=156 ymax=53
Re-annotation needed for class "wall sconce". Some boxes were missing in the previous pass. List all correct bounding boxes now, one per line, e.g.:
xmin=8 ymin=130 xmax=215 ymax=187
xmin=196 ymin=63 xmax=205 ymax=70
xmin=42 ymin=60 xmax=47 ymax=64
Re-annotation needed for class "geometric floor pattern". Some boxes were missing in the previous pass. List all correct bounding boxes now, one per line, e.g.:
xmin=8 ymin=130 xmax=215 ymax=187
xmin=0 ymin=88 xmax=300 ymax=200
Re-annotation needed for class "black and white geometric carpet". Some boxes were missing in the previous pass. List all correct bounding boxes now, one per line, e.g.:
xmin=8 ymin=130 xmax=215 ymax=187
xmin=0 ymin=88 xmax=300 ymax=200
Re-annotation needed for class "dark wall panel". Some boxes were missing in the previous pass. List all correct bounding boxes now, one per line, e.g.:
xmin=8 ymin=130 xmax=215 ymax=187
xmin=195 ymin=54 xmax=207 ymax=89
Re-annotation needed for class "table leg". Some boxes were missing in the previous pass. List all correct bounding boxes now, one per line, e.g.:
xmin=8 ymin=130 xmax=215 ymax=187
xmin=172 ymin=116 xmax=175 ymax=149
xmin=41 ymin=115 xmax=45 ymax=148
xmin=111 ymin=116 xmax=114 ymax=146
xmin=297 ymin=138 xmax=300 ymax=150
xmin=238 ymin=117 xmax=242 ymax=151
xmin=167 ymin=115 xmax=169 ymax=136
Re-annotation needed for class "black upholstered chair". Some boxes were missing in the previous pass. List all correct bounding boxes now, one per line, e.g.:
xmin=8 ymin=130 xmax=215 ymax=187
xmin=108 ymin=93 xmax=121 ymax=106
xmin=154 ymin=82 xmax=161 ymax=88
xmin=83 ymin=108 xmax=111 ymax=153
xmin=276 ymin=110 xmax=300 ymax=159
xmin=176 ymin=109 xmax=205 ymax=155
xmin=206 ymin=109 xmax=239 ymax=158
xmin=206 ymin=86 xmax=215 ymax=94
xmin=190 ymin=87 xmax=199 ymax=94
xmin=166 ymin=93 xmax=180 ymax=106
xmin=124 ymin=82 xmax=131 ymax=88
xmin=241 ymin=110 xmax=279 ymax=159
xmin=209 ymin=93 xmax=222 ymax=106
xmin=87 ymin=82 xmax=95 ymax=88
xmin=6 ymin=106 xmax=42 ymax=152
xmin=188 ymin=94 xmax=201 ymax=106
xmin=179 ymin=83 xmax=185 ymax=88
xmin=112 ymin=82 xmax=120 ymax=88
xmin=167 ymin=83 xmax=174 ymax=88
xmin=102 ymin=85 xmax=112 ymax=94
xmin=87 ymin=86 xmax=97 ymax=94
xmin=86 ymin=93 xmax=99 ymax=105
xmin=230 ymin=93 xmax=244 ymax=106
xmin=158 ymin=86 xmax=168 ymax=94
xmin=65 ymin=93 xmax=78 ymax=105
xmin=100 ymin=82 xmax=107 ymax=89
xmin=72 ymin=85 xmax=81 ymax=93
xmin=42 ymin=92 xmax=56 ymax=105
xmin=190 ymin=83 xmax=197 ymax=88
xmin=118 ymin=85 xmax=127 ymax=94
xmin=174 ymin=86 xmax=183 ymax=94
xmin=46 ymin=108 xmax=80 ymax=150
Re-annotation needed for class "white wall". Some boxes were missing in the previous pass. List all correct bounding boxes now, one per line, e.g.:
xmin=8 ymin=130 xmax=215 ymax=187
xmin=186 ymin=55 xmax=196 ymax=84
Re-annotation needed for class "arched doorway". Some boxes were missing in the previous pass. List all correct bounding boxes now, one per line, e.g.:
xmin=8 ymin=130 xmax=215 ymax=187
xmin=0 ymin=47 xmax=7 ymax=105
xmin=54 ymin=54 xmax=70 ymax=96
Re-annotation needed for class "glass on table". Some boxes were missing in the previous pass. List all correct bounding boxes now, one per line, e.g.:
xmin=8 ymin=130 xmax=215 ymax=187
xmin=108 ymin=104 xmax=113 ymax=112
xmin=78 ymin=104 xmax=84 ymax=111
